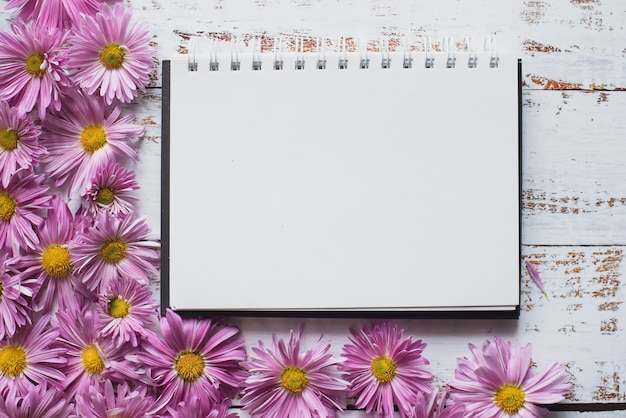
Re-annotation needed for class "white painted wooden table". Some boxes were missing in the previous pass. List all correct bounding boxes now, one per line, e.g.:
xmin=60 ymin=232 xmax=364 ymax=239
xmin=5 ymin=0 xmax=626 ymax=416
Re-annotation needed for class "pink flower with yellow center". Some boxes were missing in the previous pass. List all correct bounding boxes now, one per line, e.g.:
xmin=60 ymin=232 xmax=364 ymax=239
xmin=0 ymin=20 xmax=71 ymax=120
xmin=68 ymin=4 xmax=154 ymax=104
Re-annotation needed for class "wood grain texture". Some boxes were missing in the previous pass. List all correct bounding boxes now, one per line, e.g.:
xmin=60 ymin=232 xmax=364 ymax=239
xmin=2 ymin=0 xmax=625 ymax=415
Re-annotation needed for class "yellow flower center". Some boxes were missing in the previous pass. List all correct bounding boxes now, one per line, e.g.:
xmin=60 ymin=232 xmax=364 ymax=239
xmin=371 ymin=356 xmax=396 ymax=383
xmin=80 ymin=125 xmax=107 ymax=155
xmin=108 ymin=297 xmax=130 ymax=318
xmin=0 ymin=129 xmax=18 ymax=151
xmin=494 ymin=384 xmax=526 ymax=414
xmin=25 ymin=52 xmax=46 ymax=77
xmin=81 ymin=345 xmax=105 ymax=376
xmin=100 ymin=44 xmax=126 ymax=70
xmin=0 ymin=345 xmax=27 ymax=377
xmin=100 ymin=238 xmax=127 ymax=264
xmin=0 ymin=193 xmax=16 ymax=221
xmin=96 ymin=187 xmax=115 ymax=205
xmin=281 ymin=367 xmax=309 ymax=393
xmin=41 ymin=245 xmax=73 ymax=278
xmin=174 ymin=351 xmax=205 ymax=382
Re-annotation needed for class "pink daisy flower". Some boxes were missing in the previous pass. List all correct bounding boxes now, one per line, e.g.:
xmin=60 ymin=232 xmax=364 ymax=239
xmin=0 ymin=383 xmax=77 ymax=418
xmin=84 ymin=160 xmax=139 ymax=218
xmin=0 ymin=101 xmax=45 ymax=187
xmin=0 ymin=314 xmax=66 ymax=396
xmin=0 ymin=172 xmax=51 ymax=254
xmin=12 ymin=196 xmax=87 ymax=312
xmin=53 ymin=306 xmax=145 ymax=399
xmin=0 ymin=254 xmax=36 ymax=340
xmin=340 ymin=322 xmax=433 ymax=418
xmin=41 ymin=89 xmax=142 ymax=197
xmin=410 ymin=387 xmax=466 ymax=418
xmin=0 ymin=20 xmax=71 ymax=120
xmin=69 ymin=4 xmax=154 ymax=104
xmin=241 ymin=327 xmax=347 ymax=418
xmin=5 ymin=0 xmax=122 ymax=30
xmin=166 ymin=398 xmax=239 ymax=418
xmin=75 ymin=380 xmax=155 ymax=418
xmin=69 ymin=211 xmax=160 ymax=293
xmin=138 ymin=309 xmax=248 ymax=413
xmin=447 ymin=336 xmax=571 ymax=417
xmin=97 ymin=276 xmax=159 ymax=347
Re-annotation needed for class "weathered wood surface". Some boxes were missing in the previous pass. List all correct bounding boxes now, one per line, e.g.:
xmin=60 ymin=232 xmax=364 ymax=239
xmin=4 ymin=0 xmax=626 ymax=415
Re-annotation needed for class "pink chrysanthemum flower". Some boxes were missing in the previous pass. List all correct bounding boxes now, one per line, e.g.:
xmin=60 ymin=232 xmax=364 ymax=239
xmin=0 ymin=20 xmax=71 ymax=120
xmin=54 ymin=306 xmax=144 ymax=399
xmin=0 ymin=383 xmax=77 ymax=418
xmin=447 ymin=336 xmax=572 ymax=417
xmin=69 ymin=4 xmax=153 ymax=104
xmin=0 ymin=172 xmax=51 ymax=254
xmin=0 ymin=254 xmax=36 ymax=340
xmin=12 ymin=196 xmax=87 ymax=312
xmin=41 ymin=89 xmax=142 ymax=197
xmin=166 ymin=398 xmax=239 ymax=418
xmin=241 ymin=327 xmax=347 ymax=418
xmin=0 ymin=101 xmax=45 ymax=187
xmin=0 ymin=314 xmax=66 ymax=396
xmin=138 ymin=310 xmax=248 ymax=413
xmin=97 ymin=276 xmax=159 ymax=347
xmin=70 ymin=211 xmax=159 ymax=293
xmin=410 ymin=387 xmax=466 ymax=418
xmin=5 ymin=0 xmax=122 ymax=30
xmin=85 ymin=160 xmax=139 ymax=218
xmin=75 ymin=380 xmax=155 ymax=418
xmin=340 ymin=322 xmax=434 ymax=418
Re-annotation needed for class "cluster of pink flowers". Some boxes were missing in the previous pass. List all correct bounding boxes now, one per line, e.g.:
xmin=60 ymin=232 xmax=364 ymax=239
xmin=0 ymin=1 xmax=572 ymax=417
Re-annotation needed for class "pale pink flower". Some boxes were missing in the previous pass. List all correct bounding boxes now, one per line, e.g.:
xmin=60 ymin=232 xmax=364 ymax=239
xmin=69 ymin=4 xmax=154 ymax=104
xmin=0 ymin=254 xmax=35 ymax=340
xmin=0 ymin=20 xmax=71 ymax=120
xmin=0 ymin=383 xmax=77 ymax=418
xmin=75 ymin=380 xmax=155 ymax=418
xmin=84 ymin=160 xmax=139 ymax=218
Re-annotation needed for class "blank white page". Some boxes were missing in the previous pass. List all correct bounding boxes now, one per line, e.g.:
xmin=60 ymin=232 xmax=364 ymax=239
xmin=163 ymin=50 xmax=520 ymax=314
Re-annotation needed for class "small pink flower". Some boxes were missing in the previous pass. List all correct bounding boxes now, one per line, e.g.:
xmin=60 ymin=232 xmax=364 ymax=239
xmin=69 ymin=4 xmax=154 ymax=104
xmin=84 ymin=160 xmax=139 ymax=218
xmin=340 ymin=321 xmax=433 ymax=418
xmin=0 ymin=20 xmax=71 ymax=120
xmin=448 ymin=336 xmax=571 ymax=417
xmin=241 ymin=326 xmax=347 ymax=418
xmin=0 ymin=101 xmax=45 ymax=187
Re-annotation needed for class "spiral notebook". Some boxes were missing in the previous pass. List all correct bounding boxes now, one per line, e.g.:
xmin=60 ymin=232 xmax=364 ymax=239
xmin=161 ymin=39 xmax=522 ymax=318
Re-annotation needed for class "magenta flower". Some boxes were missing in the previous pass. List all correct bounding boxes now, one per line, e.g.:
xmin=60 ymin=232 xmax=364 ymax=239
xmin=0 ymin=101 xmax=45 ymax=187
xmin=410 ymin=387 xmax=466 ymax=418
xmin=70 ymin=211 xmax=160 ymax=293
xmin=340 ymin=322 xmax=433 ymax=418
xmin=0 ymin=383 xmax=77 ymax=418
xmin=54 ymin=306 xmax=144 ymax=399
xmin=241 ymin=327 xmax=347 ymax=418
xmin=97 ymin=276 xmax=159 ymax=347
xmin=69 ymin=4 xmax=154 ymax=104
xmin=138 ymin=309 xmax=248 ymax=413
xmin=75 ymin=380 xmax=155 ymax=418
xmin=0 ymin=20 xmax=71 ymax=120
xmin=41 ymin=89 xmax=142 ymax=197
xmin=448 ymin=336 xmax=571 ymax=417
xmin=0 ymin=315 xmax=66 ymax=396
xmin=166 ymin=398 xmax=239 ymax=418
xmin=84 ymin=160 xmax=139 ymax=218
xmin=5 ymin=0 xmax=121 ymax=30
xmin=12 ymin=196 xmax=87 ymax=312
xmin=0 ymin=254 xmax=35 ymax=340
xmin=0 ymin=172 xmax=51 ymax=254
